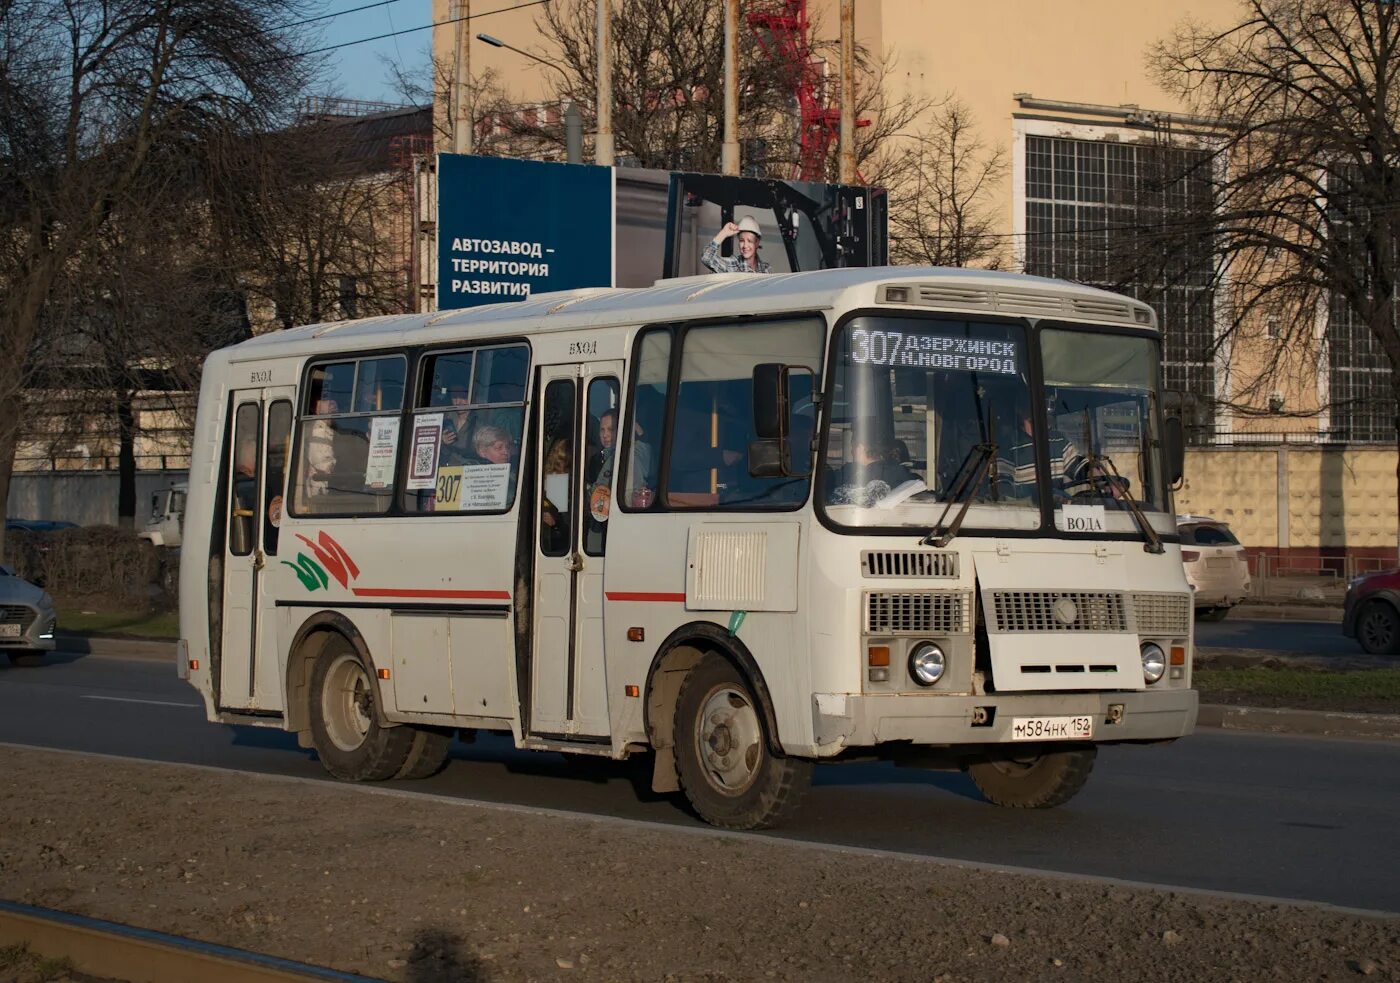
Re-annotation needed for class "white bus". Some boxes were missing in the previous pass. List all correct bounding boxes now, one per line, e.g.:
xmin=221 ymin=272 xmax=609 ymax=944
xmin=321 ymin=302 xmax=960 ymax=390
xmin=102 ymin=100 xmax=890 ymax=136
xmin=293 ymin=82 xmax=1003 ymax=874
xmin=179 ymin=266 xmax=1196 ymax=829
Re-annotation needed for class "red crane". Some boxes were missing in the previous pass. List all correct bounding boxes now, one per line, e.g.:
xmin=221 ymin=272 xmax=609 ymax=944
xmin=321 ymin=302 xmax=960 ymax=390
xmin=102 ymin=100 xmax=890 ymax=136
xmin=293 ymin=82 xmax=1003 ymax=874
xmin=747 ymin=0 xmax=866 ymax=182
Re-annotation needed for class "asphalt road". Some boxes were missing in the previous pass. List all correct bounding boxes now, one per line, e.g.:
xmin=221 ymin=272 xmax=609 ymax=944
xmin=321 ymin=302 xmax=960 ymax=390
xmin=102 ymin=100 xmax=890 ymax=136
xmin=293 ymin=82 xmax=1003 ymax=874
xmin=1195 ymin=616 xmax=1356 ymax=656
xmin=3 ymin=644 xmax=1398 ymax=915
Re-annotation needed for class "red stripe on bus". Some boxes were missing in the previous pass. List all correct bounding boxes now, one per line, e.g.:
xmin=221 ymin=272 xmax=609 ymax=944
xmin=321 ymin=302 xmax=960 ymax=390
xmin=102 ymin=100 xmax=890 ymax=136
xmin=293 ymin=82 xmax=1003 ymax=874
xmin=604 ymin=591 xmax=687 ymax=603
xmin=350 ymin=588 xmax=512 ymax=600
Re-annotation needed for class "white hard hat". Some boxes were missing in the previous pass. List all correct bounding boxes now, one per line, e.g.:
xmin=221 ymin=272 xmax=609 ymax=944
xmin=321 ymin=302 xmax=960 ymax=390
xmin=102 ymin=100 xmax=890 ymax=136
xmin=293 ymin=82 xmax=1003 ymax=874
xmin=737 ymin=216 xmax=762 ymax=239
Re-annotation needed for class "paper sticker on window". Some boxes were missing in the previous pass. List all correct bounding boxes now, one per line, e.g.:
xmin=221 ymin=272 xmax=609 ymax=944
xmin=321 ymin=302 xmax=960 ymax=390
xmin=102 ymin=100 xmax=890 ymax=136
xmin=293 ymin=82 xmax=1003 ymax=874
xmin=407 ymin=413 xmax=444 ymax=490
xmin=434 ymin=465 xmax=463 ymax=511
xmin=460 ymin=463 xmax=512 ymax=510
xmin=364 ymin=417 xmax=401 ymax=489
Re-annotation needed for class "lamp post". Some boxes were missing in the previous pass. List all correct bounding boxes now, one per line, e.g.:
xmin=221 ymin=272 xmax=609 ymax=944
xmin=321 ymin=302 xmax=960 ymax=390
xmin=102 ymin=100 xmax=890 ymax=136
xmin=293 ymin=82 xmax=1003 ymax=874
xmin=453 ymin=0 xmax=471 ymax=154
xmin=477 ymin=33 xmax=584 ymax=164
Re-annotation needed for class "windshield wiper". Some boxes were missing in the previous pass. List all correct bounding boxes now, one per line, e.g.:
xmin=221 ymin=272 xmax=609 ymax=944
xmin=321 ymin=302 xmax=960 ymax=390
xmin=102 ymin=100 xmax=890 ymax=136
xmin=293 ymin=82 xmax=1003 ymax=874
xmin=1081 ymin=451 xmax=1164 ymax=554
xmin=923 ymin=438 xmax=997 ymax=547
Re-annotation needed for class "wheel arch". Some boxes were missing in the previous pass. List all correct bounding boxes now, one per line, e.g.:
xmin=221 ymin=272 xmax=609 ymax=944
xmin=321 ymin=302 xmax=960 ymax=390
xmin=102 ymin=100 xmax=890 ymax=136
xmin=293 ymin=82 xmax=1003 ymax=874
xmin=285 ymin=610 xmax=390 ymax=740
xmin=641 ymin=621 xmax=785 ymax=794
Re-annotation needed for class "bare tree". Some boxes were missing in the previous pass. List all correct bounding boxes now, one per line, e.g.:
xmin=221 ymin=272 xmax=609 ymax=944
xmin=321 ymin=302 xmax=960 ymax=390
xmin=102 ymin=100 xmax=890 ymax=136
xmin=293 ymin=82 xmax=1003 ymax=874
xmin=209 ymin=113 xmax=422 ymax=331
xmin=886 ymin=99 xmax=1007 ymax=269
xmin=531 ymin=0 xmax=793 ymax=172
xmin=0 ymin=0 xmax=312 ymax=560
xmin=1151 ymin=1 xmax=1400 ymax=492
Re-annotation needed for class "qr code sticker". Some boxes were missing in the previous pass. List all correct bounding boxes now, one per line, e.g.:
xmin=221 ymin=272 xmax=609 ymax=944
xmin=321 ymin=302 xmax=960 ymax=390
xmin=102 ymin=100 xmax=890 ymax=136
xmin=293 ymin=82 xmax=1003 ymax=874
xmin=413 ymin=443 xmax=436 ymax=476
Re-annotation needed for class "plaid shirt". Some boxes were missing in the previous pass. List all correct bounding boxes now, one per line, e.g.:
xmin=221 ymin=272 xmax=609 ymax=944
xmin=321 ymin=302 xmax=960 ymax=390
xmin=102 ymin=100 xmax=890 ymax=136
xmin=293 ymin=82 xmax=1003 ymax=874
xmin=701 ymin=240 xmax=772 ymax=274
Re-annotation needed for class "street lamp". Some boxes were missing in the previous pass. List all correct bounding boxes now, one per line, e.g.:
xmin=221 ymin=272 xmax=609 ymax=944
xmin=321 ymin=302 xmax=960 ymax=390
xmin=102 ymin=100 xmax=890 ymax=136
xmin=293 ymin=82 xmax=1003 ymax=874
xmin=476 ymin=33 xmax=584 ymax=164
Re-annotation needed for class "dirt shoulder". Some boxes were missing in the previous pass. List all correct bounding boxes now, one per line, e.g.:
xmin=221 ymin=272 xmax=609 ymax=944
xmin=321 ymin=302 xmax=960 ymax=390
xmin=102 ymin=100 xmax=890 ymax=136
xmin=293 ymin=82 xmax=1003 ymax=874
xmin=1 ymin=748 xmax=1395 ymax=983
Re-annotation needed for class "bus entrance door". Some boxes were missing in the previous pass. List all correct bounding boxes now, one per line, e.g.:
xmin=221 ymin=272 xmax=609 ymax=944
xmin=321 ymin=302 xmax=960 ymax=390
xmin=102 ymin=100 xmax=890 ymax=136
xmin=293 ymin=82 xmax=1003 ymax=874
xmin=219 ymin=388 xmax=294 ymax=711
xmin=530 ymin=362 xmax=622 ymax=739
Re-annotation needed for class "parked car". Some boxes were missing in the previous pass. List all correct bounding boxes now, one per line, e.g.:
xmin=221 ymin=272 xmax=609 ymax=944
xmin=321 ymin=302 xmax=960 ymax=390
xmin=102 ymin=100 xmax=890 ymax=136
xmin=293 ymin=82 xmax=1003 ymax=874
xmin=0 ymin=564 xmax=57 ymax=666
xmin=4 ymin=518 xmax=78 ymax=533
xmin=1177 ymin=515 xmax=1251 ymax=621
xmin=1343 ymin=569 xmax=1400 ymax=655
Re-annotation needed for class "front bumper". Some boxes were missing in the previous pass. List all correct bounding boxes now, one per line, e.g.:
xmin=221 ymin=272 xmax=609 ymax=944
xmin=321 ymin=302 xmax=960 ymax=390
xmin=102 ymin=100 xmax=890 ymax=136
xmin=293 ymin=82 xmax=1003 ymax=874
xmin=0 ymin=604 xmax=57 ymax=652
xmin=811 ymin=688 xmax=1197 ymax=754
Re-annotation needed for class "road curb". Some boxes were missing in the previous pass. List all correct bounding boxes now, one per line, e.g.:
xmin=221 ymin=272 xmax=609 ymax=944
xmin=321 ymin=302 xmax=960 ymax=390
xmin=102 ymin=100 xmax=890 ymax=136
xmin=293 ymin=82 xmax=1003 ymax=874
xmin=1198 ymin=703 xmax=1400 ymax=741
xmin=1233 ymin=604 xmax=1343 ymax=623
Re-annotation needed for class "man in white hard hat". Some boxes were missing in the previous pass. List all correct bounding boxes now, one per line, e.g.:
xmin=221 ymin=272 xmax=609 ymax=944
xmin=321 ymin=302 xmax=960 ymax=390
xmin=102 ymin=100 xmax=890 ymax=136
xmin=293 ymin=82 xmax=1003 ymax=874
xmin=701 ymin=215 xmax=772 ymax=274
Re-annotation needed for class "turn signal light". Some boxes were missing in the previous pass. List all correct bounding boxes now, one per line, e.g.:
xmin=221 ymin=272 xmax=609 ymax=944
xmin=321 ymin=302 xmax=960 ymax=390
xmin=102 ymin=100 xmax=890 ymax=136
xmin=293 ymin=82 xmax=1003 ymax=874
xmin=1181 ymin=550 xmax=1200 ymax=562
xmin=624 ymin=685 xmax=640 ymax=698
xmin=377 ymin=668 xmax=391 ymax=679
xmin=188 ymin=660 xmax=199 ymax=671
xmin=867 ymin=645 xmax=890 ymax=667
xmin=1170 ymin=646 xmax=1186 ymax=666
xmin=627 ymin=627 xmax=645 ymax=642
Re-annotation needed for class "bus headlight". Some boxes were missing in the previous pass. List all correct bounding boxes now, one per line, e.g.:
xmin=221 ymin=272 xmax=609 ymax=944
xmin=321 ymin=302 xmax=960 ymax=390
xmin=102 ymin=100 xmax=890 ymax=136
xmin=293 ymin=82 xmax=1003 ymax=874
xmin=1140 ymin=643 xmax=1167 ymax=684
xmin=909 ymin=642 xmax=946 ymax=687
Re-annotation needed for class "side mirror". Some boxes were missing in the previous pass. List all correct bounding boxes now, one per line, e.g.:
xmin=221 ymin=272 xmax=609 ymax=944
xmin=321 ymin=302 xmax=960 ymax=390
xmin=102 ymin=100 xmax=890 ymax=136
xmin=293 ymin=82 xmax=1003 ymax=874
xmin=748 ymin=440 xmax=784 ymax=478
xmin=1164 ymin=416 xmax=1185 ymax=487
xmin=752 ymin=363 xmax=789 ymax=441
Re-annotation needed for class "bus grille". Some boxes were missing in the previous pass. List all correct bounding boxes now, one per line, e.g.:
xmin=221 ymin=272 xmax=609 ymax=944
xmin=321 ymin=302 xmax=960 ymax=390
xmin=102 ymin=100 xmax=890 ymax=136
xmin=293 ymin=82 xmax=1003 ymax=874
xmin=990 ymin=591 xmax=1127 ymax=632
xmin=861 ymin=550 xmax=958 ymax=579
xmin=864 ymin=591 xmax=971 ymax=634
xmin=1131 ymin=592 xmax=1191 ymax=635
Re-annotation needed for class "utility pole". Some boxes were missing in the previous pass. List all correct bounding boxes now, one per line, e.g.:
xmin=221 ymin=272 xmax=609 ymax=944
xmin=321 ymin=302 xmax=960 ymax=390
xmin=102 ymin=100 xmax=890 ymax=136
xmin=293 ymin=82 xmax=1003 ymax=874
xmin=453 ymin=0 xmax=473 ymax=154
xmin=838 ymin=0 xmax=855 ymax=183
xmin=722 ymin=0 xmax=740 ymax=175
xmin=595 ymin=0 xmax=614 ymax=165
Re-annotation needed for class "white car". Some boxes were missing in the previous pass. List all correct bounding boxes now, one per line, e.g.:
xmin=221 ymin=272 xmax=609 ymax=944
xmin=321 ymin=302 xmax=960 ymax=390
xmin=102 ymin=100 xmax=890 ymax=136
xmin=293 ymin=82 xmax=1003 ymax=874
xmin=0 ymin=564 xmax=57 ymax=665
xmin=1177 ymin=515 xmax=1251 ymax=621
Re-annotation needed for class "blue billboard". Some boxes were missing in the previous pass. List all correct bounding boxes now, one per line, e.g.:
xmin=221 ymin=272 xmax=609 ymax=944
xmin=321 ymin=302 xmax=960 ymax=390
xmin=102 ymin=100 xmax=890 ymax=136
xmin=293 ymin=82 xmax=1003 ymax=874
xmin=437 ymin=154 xmax=613 ymax=309
xmin=436 ymin=154 xmax=888 ymax=309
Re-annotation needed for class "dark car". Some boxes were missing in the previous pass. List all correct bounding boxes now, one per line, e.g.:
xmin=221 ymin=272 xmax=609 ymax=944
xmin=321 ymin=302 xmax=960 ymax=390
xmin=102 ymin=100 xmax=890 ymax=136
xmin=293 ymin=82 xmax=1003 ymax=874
xmin=5 ymin=518 xmax=78 ymax=533
xmin=1342 ymin=569 xmax=1400 ymax=655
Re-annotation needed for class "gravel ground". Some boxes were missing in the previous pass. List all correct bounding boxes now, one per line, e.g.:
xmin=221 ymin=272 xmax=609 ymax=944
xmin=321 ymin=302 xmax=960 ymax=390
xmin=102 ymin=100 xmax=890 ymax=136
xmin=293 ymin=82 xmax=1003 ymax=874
xmin=0 ymin=747 xmax=1396 ymax=983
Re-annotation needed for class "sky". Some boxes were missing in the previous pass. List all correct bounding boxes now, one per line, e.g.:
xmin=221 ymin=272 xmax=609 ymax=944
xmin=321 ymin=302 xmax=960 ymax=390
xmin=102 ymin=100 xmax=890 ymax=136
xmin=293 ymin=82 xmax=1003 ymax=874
xmin=315 ymin=0 xmax=433 ymax=106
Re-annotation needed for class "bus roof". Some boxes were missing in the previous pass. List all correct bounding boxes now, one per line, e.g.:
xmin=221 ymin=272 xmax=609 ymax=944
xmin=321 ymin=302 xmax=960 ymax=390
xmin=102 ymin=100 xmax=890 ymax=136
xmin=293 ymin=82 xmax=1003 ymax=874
xmin=217 ymin=265 xmax=1157 ymax=363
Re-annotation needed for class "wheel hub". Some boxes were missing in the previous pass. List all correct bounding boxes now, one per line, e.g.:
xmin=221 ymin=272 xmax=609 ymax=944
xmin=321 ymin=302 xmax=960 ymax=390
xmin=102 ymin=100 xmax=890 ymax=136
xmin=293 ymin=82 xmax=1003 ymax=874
xmin=697 ymin=688 xmax=763 ymax=796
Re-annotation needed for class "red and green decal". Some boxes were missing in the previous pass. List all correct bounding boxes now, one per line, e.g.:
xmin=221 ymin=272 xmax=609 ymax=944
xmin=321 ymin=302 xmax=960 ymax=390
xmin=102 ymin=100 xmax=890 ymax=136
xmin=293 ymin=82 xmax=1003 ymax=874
xmin=281 ymin=531 xmax=360 ymax=592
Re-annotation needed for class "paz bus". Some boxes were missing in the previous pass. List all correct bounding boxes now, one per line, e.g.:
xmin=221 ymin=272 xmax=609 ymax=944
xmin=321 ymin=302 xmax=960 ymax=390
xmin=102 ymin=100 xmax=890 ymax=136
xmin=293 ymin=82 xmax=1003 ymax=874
xmin=179 ymin=266 xmax=1196 ymax=830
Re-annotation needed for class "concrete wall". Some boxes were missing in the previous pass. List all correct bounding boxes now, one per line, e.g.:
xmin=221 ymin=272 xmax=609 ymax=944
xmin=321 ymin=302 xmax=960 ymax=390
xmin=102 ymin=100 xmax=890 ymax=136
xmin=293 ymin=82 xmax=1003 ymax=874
xmin=1176 ymin=447 xmax=1397 ymax=557
xmin=7 ymin=471 xmax=189 ymax=528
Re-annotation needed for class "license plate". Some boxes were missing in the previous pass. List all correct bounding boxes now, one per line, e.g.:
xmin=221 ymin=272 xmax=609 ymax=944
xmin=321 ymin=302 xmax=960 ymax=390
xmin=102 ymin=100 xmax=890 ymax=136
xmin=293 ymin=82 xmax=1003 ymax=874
xmin=1011 ymin=715 xmax=1094 ymax=741
xmin=0 ymin=624 xmax=21 ymax=638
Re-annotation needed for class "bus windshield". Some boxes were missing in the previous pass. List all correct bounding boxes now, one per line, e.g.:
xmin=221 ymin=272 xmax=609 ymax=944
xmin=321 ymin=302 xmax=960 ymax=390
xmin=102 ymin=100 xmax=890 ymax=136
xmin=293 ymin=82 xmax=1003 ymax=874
xmin=820 ymin=316 xmax=1169 ymax=531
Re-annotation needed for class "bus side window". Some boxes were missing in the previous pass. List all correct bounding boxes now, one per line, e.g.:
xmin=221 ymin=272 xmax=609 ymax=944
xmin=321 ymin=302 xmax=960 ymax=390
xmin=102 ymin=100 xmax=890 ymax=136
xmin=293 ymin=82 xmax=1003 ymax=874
xmin=583 ymin=377 xmax=620 ymax=556
xmin=622 ymin=329 xmax=669 ymax=510
xmin=263 ymin=401 xmax=292 ymax=554
xmin=229 ymin=403 xmax=260 ymax=556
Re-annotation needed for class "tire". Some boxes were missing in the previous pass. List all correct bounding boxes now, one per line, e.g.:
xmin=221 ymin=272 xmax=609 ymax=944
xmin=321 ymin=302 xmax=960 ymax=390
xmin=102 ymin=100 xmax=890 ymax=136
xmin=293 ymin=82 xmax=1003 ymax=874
xmin=1355 ymin=600 xmax=1400 ymax=656
xmin=308 ymin=638 xmax=414 ymax=781
xmin=968 ymin=746 xmax=1097 ymax=809
xmin=393 ymin=726 xmax=454 ymax=780
xmin=5 ymin=652 xmax=44 ymax=667
xmin=1196 ymin=606 xmax=1230 ymax=622
xmin=673 ymin=654 xmax=812 ymax=830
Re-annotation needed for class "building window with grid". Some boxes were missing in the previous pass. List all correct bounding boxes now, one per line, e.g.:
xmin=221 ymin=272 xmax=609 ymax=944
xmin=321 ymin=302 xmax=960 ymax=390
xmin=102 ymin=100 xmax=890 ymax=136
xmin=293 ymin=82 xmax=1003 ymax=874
xmin=1024 ymin=134 xmax=1217 ymax=440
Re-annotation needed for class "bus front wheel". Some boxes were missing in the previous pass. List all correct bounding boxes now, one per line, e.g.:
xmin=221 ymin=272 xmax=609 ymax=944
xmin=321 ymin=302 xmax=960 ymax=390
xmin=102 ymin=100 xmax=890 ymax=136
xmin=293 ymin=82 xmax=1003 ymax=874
xmin=674 ymin=654 xmax=812 ymax=830
xmin=967 ymin=746 xmax=1096 ymax=808
xmin=309 ymin=639 xmax=414 ymax=781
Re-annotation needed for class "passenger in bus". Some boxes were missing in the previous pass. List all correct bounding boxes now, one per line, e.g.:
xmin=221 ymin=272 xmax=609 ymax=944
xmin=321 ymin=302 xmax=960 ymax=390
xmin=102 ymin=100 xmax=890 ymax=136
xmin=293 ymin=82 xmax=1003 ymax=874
xmin=439 ymin=387 xmax=474 ymax=465
xmin=541 ymin=437 xmax=571 ymax=552
xmin=701 ymin=216 xmax=772 ymax=274
xmin=474 ymin=425 xmax=516 ymax=468
xmin=830 ymin=427 xmax=918 ymax=506
xmin=995 ymin=408 xmax=1086 ymax=502
xmin=304 ymin=397 xmax=337 ymax=496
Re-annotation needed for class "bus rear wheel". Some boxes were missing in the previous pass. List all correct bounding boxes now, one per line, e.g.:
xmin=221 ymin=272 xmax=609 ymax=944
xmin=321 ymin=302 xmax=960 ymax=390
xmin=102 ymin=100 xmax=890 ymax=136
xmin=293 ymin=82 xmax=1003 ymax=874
xmin=309 ymin=639 xmax=414 ymax=781
xmin=674 ymin=655 xmax=812 ymax=830
xmin=393 ymin=726 xmax=454 ymax=780
xmin=968 ymin=746 xmax=1096 ymax=809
